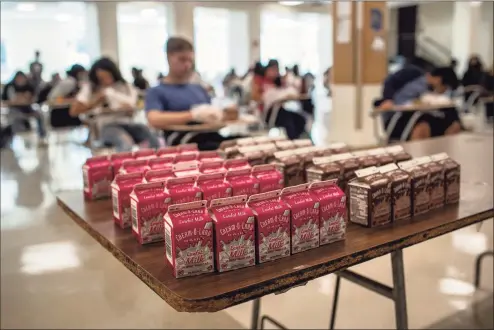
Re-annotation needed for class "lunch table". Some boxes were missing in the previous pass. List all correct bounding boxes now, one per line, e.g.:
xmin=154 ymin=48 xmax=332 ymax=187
xmin=57 ymin=133 xmax=493 ymax=329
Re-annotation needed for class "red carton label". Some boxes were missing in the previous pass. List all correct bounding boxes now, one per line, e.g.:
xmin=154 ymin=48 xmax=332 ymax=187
xmin=143 ymin=169 xmax=175 ymax=183
xmin=165 ymin=176 xmax=202 ymax=204
xmin=309 ymin=180 xmax=346 ymax=245
xmin=197 ymin=173 xmax=232 ymax=205
xmin=210 ymin=196 xmax=256 ymax=272
xmin=82 ymin=155 xmax=113 ymax=200
xmin=252 ymin=164 xmax=284 ymax=193
xmin=247 ymin=190 xmax=290 ymax=263
xmin=119 ymin=159 xmax=150 ymax=175
xmin=225 ymin=169 xmax=260 ymax=197
xmin=149 ymin=156 xmax=174 ymax=170
xmin=224 ymin=158 xmax=252 ymax=170
xmin=111 ymin=172 xmax=144 ymax=229
xmin=199 ymin=160 xmax=226 ymax=174
xmin=164 ymin=200 xmax=214 ymax=278
xmin=281 ymin=184 xmax=320 ymax=254
xmin=109 ymin=152 xmax=134 ymax=175
xmin=130 ymin=182 xmax=172 ymax=244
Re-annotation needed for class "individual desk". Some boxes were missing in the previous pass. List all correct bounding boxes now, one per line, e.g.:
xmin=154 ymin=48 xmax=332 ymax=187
xmin=57 ymin=134 xmax=493 ymax=329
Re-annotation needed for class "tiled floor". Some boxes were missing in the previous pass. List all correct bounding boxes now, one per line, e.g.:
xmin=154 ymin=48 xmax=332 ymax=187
xmin=1 ymin=130 xmax=493 ymax=329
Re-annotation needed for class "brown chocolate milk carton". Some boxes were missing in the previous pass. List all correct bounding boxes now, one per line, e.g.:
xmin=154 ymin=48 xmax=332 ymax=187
xmin=281 ymin=184 xmax=320 ymax=254
xmin=130 ymin=181 xmax=171 ymax=244
xmin=352 ymin=150 xmax=379 ymax=169
xmin=236 ymin=137 xmax=255 ymax=147
xmin=332 ymin=153 xmax=361 ymax=193
xmin=238 ymin=145 xmax=264 ymax=166
xmin=348 ymin=166 xmax=392 ymax=227
xmin=111 ymin=172 xmax=144 ymax=229
xmin=306 ymin=155 xmax=341 ymax=183
xmin=119 ymin=159 xmax=150 ymax=174
xmin=109 ymin=152 xmax=134 ymax=176
xmin=247 ymin=190 xmax=291 ymax=263
xmin=165 ymin=176 xmax=202 ymax=204
xmin=210 ymin=195 xmax=256 ymax=272
xmin=251 ymin=164 xmax=284 ymax=193
xmin=367 ymin=148 xmax=394 ymax=166
xmin=143 ymin=168 xmax=175 ymax=183
xmin=196 ymin=173 xmax=232 ymax=205
xmin=164 ymin=200 xmax=214 ymax=278
xmin=419 ymin=157 xmax=445 ymax=210
xmin=252 ymin=136 xmax=272 ymax=145
xmin=293 ymin=139 xmax=313 ymax=148
xmin=385 ymin=145 xmax=412 ymax=162
xmin=431 ymin=153 xmax=460 ymax=204
xmin=275 ymin=140 xmax=296 ymax=151
xmin=399 ymin=159 xmax=430 ymax=216
xmin=309 ymin=180 xmax=346 ymax=245
xmin=82 ymin=155 xmax=113 ymax=201
xmin=379 ymin=163 xmax=412 ymax=222
xmin=272 ymin=149 xmax=304 ymax=187
xmin=328 ymin=142 xmax=350 ymax=154
xmin=294 ymin=146 xmax=321 ymax=181
xmin=257 ymin=143 xmax=278 ymax=163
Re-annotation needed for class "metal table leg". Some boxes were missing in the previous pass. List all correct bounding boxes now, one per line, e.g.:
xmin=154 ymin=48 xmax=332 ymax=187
xmin=251 ymin=298 xmax=261 ymax=330
xmin=474 ymin=250 xmax=494 ymax=289
xmin=329 ymin=275 xmax=341 ymax=330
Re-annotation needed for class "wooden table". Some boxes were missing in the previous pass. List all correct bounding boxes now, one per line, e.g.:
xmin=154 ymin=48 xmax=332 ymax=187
xmin=57 ymin=134 xmax=493 ymax=328
xmin=164 ymin=114 xmax=259 ymax=132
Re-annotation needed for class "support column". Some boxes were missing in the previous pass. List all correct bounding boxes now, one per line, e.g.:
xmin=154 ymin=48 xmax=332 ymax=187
xmin=329 ymin=1 xmax=388 ymax=147
xmin=248 ymin=5 xmax=261 ymax=66
xmin=169 ymin=2 xmax=195 ymax=45
xmin=95 ymin=1 xmax=119 ymax=62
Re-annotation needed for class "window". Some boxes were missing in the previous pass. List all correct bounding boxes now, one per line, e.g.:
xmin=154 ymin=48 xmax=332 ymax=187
xmin=0 ymin=2 xmax=99 ymax=83
xmin=117 ymin=2 xmax=169 ymax=84
xmin=194 ymin=7 xmax=249 ymax=91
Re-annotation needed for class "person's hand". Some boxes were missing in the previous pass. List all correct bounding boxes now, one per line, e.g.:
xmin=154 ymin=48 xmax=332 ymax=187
xmin=223 ymin=104 xmax=238 ymax=112
xmin=379 ymin=100 xmax=395 ymax=111
xmin=191 ymin=105 xmax=223 ymax=123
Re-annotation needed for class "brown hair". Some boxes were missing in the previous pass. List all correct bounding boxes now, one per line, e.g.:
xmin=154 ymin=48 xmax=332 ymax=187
xmin=166 ymin=37 xmax=193 ymax=55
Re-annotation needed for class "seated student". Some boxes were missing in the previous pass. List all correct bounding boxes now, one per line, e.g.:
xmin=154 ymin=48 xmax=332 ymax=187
xmin=37 ymin=73 xmax=61 ymax=104
xmin=1 ymin=71 xmax=47 ymax=145
xmin=145 ymin=37 xmax=238 ymax=150
xmin=69 ymin=57 xmax=159 ymax=151
xmin=483 ymin=65 xmax=494 ymax=121
xmin=250 ymin=62 xmax=265 ymax=103
xmin=378 ymin=62 xmax=462 ymax=142
xmin=261 ymin=60 xmax=307 ymax=139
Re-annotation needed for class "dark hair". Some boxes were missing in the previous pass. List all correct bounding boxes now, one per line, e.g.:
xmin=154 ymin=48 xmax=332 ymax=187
xmin=253 ymin=62 xmax=264 ymax=76
xmin=166 ymin=37 xmax=193 ymax=55
xmin=431 ymin=67 xmax=459 ymax=90
xmin=267 ymin=59 xmax=279 ymax=69
xmin=66 ymin=64 xmax=86 ymax=80
xmin=88 ymin=57 xmax=126 ymax=89
xmin=11 ymin=71 xmax=27 ymax=84
xmin=292 ymin=65 xmax=300 ymax=76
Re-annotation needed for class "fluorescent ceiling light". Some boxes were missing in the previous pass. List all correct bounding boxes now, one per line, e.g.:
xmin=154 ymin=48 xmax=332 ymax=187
xmin=279 ymin=1 xmax=304 ymax=6
xmin=140 ymin=8 xmax=158 ymax=18
xmin=17 ymin=3 xmax=36 ymax=12
xmin=55 ymin=13 xmax=72 ymax=22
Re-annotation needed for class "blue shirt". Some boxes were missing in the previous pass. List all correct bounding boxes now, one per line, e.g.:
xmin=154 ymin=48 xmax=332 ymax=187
xmin=145 ymin=83 xmax=210 ymax=113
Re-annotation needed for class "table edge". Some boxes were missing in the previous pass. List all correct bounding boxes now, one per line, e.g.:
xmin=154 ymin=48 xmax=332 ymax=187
xmin=57 ymin=196 xmax=493 ymax=312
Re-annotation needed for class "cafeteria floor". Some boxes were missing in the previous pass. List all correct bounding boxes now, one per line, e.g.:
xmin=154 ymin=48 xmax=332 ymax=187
xmin=1 ymin=121 xmax=493 ymax=329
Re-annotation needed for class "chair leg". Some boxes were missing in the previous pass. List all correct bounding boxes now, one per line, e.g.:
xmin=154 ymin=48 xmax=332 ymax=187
xmin=474 ymin=251 xmax=494 ymax=289
xmin=329 ymin=275 xmax=341 ymax=330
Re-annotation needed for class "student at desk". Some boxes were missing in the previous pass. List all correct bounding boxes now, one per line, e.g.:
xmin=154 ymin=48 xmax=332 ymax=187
xmin=378 ymin=64 xmax=462 ymax=141
xmin=69 ymin=57 xmax=159 ymax=151
xmin=145 ymin=37 xmax=237 ymax=150
xmin=1 ymin=71 xmax=47 ymax=145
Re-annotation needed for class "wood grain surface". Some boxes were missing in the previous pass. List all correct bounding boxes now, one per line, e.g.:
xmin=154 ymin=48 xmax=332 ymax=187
xmin=57 ymin=134 xmax=493 ymax=312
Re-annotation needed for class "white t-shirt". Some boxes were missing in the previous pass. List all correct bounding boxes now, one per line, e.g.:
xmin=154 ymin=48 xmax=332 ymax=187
xmin=76 ymin=82 xmax=138 ymax=129
xmin=262 ymin=85 xmax=300 ymax=112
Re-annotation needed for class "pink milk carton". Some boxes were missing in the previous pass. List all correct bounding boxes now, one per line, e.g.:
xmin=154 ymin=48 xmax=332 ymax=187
xmin=196 ymin=173 xmax=232 ymax=205
xmin=210 ymin=195 xmax=256 ymax=272
xmin=199 ymin=160 xmax=226 ymax=174
xmin=165 ymin=176 xmax=202 ymax=204
xmin=143 ymin=168 xmax=175 ymax=183
xmin=130 ymin=182 xmax=172 ymax=244
xmin=174 ymin=153 xmax=198 ymax=164
xmin=164 ymin=200 xmax=214 ymax=278
xmin=309 ymin=180 xmax=346 ymax=245
xmin=225 ymin=168 xmax=260 ymax=197
xmin=172 ymin=161 xmax=201 ymax=177
xmin=224 ymin=158 xmax=252 ymax=171
xmin=119 ymin=159 xmax=150 ymax=174
xmin=247 ymin=190 xmax=291 ymax=263
xmin=149 ymin=156 xmax=174 ymax=170
xmin=281 ymin=184 xmax=320 ymax=254
xmin=252 ymin=164 xmax=284 ymax=193
xmin=198 ymin=151 xmax=223 ymax=162
xmin=157 ymin=146 xmax=178 ymax=157
xmin=111 ymin=172 xmax=144 ymax=229
xmin=133 ymin=148 xmax=156 ymax=160
xmin=82 ymin=155 xmax=113 ymax=201
xmin=178 ymin=143 xmax=198 ymax=153
xmin=109 ymin=152 xmax=134 ymax=176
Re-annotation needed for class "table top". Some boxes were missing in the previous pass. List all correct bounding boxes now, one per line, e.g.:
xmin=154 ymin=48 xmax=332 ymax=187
xmin=164 ymin=114 xmax=259 ymax=132
xmin=371 ymin=102 xmax=457 ymax=117
xmin=57 ymin=133 xmax=493 ymax=312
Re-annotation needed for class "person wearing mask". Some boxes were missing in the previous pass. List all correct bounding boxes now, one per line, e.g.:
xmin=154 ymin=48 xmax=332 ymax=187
xmin=29 ymin=50 xmax=44 ymax=94
xmin=145 ymin=37 xmax=237 ymax=149
xmin=1 ymin=71 xmax=47 ymax=145
xmin=378 ymin=60 xmax=462 ymax=142
xmin=261 ymin=59 xmax=307 ymax=139
xmin=131 ymin=67 xmax=149 ymax=91
xmin=69 ymin=57 xmax=159 ymax=151
xmin=461 ymin=55 xmax=486 ymax=111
